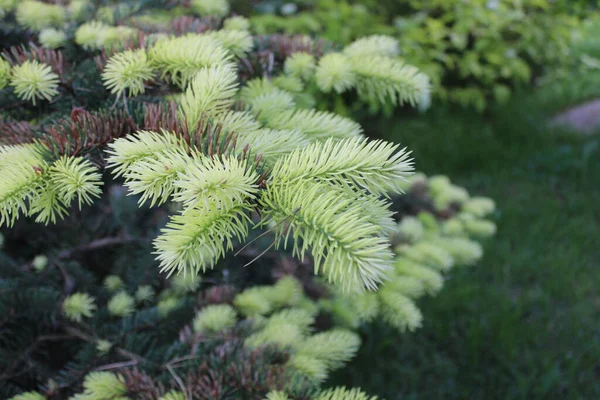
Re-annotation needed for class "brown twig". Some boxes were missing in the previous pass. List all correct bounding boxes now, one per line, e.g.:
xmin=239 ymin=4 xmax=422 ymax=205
xmin=64 ymin=326 xmax=148 ymax=365
xmin=167 ymin=364 xmax=189 ymax=400
xmin=57 ymin=236 xmax=147 ymax=260
xmin=94 ymin=359 xmax=139 ymax=371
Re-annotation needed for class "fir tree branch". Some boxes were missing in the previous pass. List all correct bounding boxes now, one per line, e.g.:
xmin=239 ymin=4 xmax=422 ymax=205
xmin=0 ymin=334 xmax=73 ymax=380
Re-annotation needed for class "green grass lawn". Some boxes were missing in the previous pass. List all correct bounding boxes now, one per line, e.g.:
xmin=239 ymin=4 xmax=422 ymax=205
xmin=330 ymin=84 xmax=600 ymax=399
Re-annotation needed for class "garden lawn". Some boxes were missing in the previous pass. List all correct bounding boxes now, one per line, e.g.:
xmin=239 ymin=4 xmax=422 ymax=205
xmin=330 ymin=83 xmax=600 ymax=399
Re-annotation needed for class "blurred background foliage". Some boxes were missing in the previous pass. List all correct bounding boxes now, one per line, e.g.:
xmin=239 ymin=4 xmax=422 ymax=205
xmin=246 ymin=0 xmax=600 ymax=111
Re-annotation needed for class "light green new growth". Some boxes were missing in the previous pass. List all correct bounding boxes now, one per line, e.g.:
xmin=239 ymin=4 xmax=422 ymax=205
xmin=235 ymin=128 xmax=310 ymax=166
xmin=396 ymin=216 xmax=425 ymax=243
xmin=240 ymin=78 xmax=296 ymax=121
xmin=396 ymin=242 xmax=454 ymax=272
xmin=0 ymin=58 xmax=11 ymax=89
xmin=69 ymin=0 xmax=90 ymax=22
xmin=316 ymin=53 xmax=356 ymax=93
xmin=148 ymin=34 xmax=232 ymax=87
xmin=27 ymin=156 xmax=102 ymax=225
xmin=206 ymin=29 xmax=253 ymax=57
xmin=296 ymin=329 xmax=361 ymax=369
xmin=442 ymin=218 xmax=465 ymax=236
xmin=105 ymin=130 xmax=190 ymax=179
xmin=103 ymin=275 xmax=124 ymax=292
xmin=96 ymin=339 xmax=113 ymax=354
xmin=154 ymin=200 xmax=254 ymax=277
xmin=265 ymin=391 xmax=290 ymax=400
xmin=273 ymin=75 xmax=304 ymax=93
xmin=171 ymin=273 xmax=201 ymax=294
xmin=394 ymin=258 xmax=444 ymax=295
xmin=351 ymin=56 xmax=430 ymax=107
xmin=0 ymin=145 xmax=45 ymax=226
xmin=9 ymin=392 xmax=45 ymax=400
xmin=10 ymin=61 xmax=60 ymax=105
xmin=193 ymin=304 xmax=237 ymax=333
xmin=81 ymin=372 xmax=127 ymax=399
xmin=349 ymin=292 xmax=380 ymax=322
xmin=234 ymin=287 xmax=273 ymax=316
xmin=0 ymin=145 xmax=102 ymax=226
xmin=289 ymin=354 xmax=328 ymax=382
xmin=107 ymin=291 xmax=135 ymax=317
xmin=385 ymin=275 xmax=425 ymax=298
xmin=379 ymin=289 xmax=423 ymax=332
xmin=75 ymin=21 xmax=108 ymax=49
xmin=96 ymin=2 xmax=139 ymax=25
xmin=135 ymin=285 xmax=155 ymax=303
xmin=223 ymin=16 xmax=250 ymax=31
xmin=463 ymin=217 xmax=497 ymax=238
xmin=148 ymin=153 xmax=260 ymax=276
xmin=102 ymin=49 xmax=155 ymax=97
xmin=32 ymin=255 xmax=48 ymax=272
xmin=270 ymin=137 xmax=412 ymax=194
xmin=63 ymin=292 xmax=97 ymax=322
xmin=75 ymin=21 xmax=137 ymax=50
xmin=233 ymin=277 xmax=304 ymax=317
xmin=191 ymin=0 xmax=229 ymax=17
xmin=462 ymin=197 xmax=496 ymax=217
xmin=39 ymin=28 xmax=67 ymax=49
xmin=344 ymin=35 xmax=400 ymax=58
xmin=260 ymin=181 xmax=393 ymax=291
xmin=157 ymin=297 xmax=180 ymax=317
xmin=214 ymin=110 xmax=262 ymax=137
xmin=316 ymin=387 xmax=379 ymax=400
xmin=433 ymin=237 xmax=483 ymax=266
xmin=48 ymin=157 xmax=103 ymax=210
xmin=263 ymin=109 xmax=362 ymax=140
xmin=430 ymin=179 xmax=470 ymax=210
xmin=248 ymin=91 xmax=297 ymax=123
xmin=16 ymin=0 xmax=65 ymax=31
xmin=284 ymin=52 xmax=316 ymax=81
xmin=265 ymin=276 xmax=303 ymax=308
xmin=120 ymin=147 xmax=191 ymax=207
xmin=246 ymin=322 xmax=303 ymax=349
xmin=160 ymin=391 xmax=185 ymax=400
xmin=244 ymin=308 xmax=315 ymax=349
xmin=275 ymin=35 xmax=430 ymax=108
xmin=0 ymin=31 xmax=435 ymax=293
xmin=0 ymin=0 xmax=18 ymax=13
xmin=327 ymin=188 xmax=492 ymax=332
xmin=173 ymin=154 xmax=258 ymax=210
xmin=427 ymin=175 xmax=450 ymax=192
xmin=264 ymin=308 xmax=315 ymax=334
xmin=178 ymin=64 xmax=238 ymax=130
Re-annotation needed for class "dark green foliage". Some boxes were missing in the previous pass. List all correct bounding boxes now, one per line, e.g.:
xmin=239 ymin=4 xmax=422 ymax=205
xmin=0 ymin=183 xmax=316 ymax=398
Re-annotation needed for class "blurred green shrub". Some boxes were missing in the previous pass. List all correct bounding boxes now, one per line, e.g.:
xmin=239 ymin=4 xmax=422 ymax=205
xmin=250 ymin=0 xmax=394 ymax=43
xmin=392 ymin=0 xmax=581 ymax=111
xmin=250 ymin=0 xmax=597 ymax=111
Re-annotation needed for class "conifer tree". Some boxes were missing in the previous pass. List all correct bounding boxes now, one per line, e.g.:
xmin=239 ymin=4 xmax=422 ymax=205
xmin=0 ymin=1 xmax=496 ymax=398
